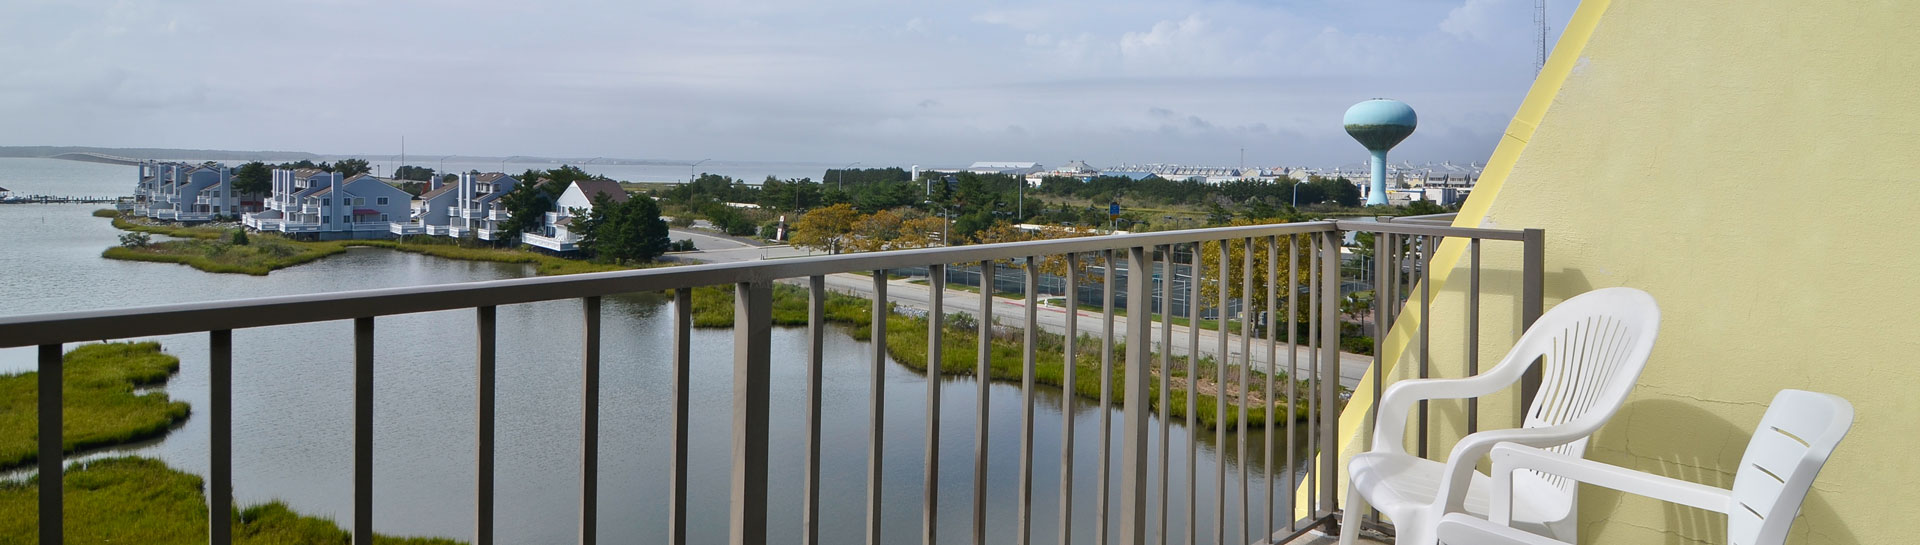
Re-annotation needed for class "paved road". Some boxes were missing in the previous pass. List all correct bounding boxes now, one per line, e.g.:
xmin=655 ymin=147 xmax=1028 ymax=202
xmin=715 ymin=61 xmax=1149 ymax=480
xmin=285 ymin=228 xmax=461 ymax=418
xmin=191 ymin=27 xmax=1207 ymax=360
xmin=670 ymin=242 xmax=1374 ymax=388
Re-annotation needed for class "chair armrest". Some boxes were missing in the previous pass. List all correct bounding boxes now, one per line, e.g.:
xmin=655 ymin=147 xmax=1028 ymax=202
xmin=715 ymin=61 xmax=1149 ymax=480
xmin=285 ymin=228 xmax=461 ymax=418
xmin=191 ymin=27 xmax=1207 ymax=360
xmin=1436 ymin=513 xmax=1566 ymax=545
xmin=1373 ymin=374 xmax=1522 ymax=456
xmin=1486 ymin=443 xmax=1732 ymax=525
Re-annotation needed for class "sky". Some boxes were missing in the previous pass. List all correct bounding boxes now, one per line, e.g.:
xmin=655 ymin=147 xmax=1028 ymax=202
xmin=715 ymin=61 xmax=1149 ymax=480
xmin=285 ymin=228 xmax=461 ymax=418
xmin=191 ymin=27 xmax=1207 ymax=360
xmin=0 ymin=0 xmax=1579 ymax=168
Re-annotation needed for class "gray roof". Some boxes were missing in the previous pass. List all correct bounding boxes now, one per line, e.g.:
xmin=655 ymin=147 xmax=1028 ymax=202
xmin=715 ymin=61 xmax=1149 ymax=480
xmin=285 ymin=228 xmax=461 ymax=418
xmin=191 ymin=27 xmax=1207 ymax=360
xmin=571 ymin=180 xmax=629 ymax=204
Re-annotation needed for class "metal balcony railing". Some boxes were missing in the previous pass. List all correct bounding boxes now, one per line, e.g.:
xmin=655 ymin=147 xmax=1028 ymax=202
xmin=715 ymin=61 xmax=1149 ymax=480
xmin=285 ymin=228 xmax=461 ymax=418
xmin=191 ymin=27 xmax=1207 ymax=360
xmin=0 ymin=219 xmax=1539 ymax=545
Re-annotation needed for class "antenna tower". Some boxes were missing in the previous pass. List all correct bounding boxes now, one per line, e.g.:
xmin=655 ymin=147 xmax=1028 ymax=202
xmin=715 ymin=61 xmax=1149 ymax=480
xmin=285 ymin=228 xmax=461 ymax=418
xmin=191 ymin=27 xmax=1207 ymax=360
xmin=1534 ymin=0 xmax=1549 ymax=74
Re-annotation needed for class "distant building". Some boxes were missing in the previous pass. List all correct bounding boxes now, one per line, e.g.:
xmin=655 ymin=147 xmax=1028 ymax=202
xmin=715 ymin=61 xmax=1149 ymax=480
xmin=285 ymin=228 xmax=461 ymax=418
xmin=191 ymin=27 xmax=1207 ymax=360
xmin=967 ymin=162 xmax=1045 ymax=176
xmin=128 ymin=161 xmax=263 ymax=222
xmin=244 ymin=170 xmax=410 ymax=239
xmin=521 ymin=179 xmax=630 ymax=253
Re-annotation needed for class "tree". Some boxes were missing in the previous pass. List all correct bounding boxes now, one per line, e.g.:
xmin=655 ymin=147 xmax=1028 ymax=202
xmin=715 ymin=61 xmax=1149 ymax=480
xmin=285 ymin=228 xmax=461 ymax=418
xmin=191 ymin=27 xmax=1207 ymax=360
xmin=791 ymin=203 xmax=859 ymax=254
xmin=577 ymin=194 xmax=670 ymax=263
xmin=848 ymin=209 xmax=905 ymax=252
xmin=233 ymin=162 xmax=271 ymax=196
xmin=333 ymin=158 xmax=372 ymax=178
xmin=1310 ymin=177 xmax=1362 ymax=207
xmin=1196 ymin=218 xmax=1313 ymax=324
xmin=897 ymin=216 xmax=948 ymax=249
xmin=393 ymin=165 xmax=435 ymax=182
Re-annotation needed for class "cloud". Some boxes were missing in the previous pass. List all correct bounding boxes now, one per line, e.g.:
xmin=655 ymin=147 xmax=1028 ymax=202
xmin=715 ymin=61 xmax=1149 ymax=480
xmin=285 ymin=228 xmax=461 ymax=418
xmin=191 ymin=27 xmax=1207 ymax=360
xmin=0 ymin=0 xmax=1572 ymax=167
xmin=1441 ymin=0 xmax=1510 ymax=42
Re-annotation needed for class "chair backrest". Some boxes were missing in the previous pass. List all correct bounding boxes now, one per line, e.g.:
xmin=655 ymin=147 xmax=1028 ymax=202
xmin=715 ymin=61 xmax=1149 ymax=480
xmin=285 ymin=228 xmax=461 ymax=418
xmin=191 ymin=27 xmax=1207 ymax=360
xmin=1727 ymin=389 xmax=1853 ymax=545
xmin=1504 ymin=288 xmax=1663 ymax=517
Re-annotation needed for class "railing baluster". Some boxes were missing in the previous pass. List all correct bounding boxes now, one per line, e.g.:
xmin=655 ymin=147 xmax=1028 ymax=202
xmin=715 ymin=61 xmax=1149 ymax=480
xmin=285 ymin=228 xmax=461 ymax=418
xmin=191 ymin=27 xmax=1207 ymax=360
xmin=1098 ymin=250 xmax=1115 ymax=545
xmin=1419 ymin=236 xmax=1435 ymax=460
xmin=923 ymin=267 xmax=942 ymax=545
xmin=671 ymin=289 xmax=691 ymax=545
xmin=1369 ymin=231 xmax=1387 ymax=492
xmin=1468 ymin=239 xmax=1482 ymax=433
xmin=1263 ymin=236 xmax=1277 ymax=543
xmin=1214 ymin=240 xmax=1228 ymax=545
xmin=1305 ymin=234 xmax=1319 ymax=519
xmin=1119 ymin=246 xmax=1155 ymax=544
xmin=211 ymin=330 xmax=232 ymax=545
xmin=1239 ymin=238 xmax=1254 ymax=545
xmin=1317 ymin=232 xmax=1341 ymax=518
xmin=1184 ymin=245 xmax=1201 ymax=545
xmin=38 ymin=342 xmax=61 ymax=545
xmin=1059 ymin=254 xmax=1079 ymax=545
xmin=1416 ymin=235 xmax=1430 ymax=460
xmin=1156 ymin=246 xmax=1173 ymax=545
xmin=581 ymin=296 xmax=601 ymax=545
xmin=1286 ymin=235 xmax=1298 ymax=533
xmin=1520 ymin=229 xmax=1546 ymax=411
xmin=355 ymin=316 xmax=375 ymax=545
xmin=477 ymin=307 xmax=497 ymax=545
xmin=868 ymin=272 xmax=890 ymax=545
xmin=1018 ymin=257 xmax=1039 ymax=545
xmin=805 ymin=277 xmax=827 ymax=545
xmin=730 ymin=281 xmax=772 ymax=545
xmin=975 ymin=261 xmax=993 ymax=545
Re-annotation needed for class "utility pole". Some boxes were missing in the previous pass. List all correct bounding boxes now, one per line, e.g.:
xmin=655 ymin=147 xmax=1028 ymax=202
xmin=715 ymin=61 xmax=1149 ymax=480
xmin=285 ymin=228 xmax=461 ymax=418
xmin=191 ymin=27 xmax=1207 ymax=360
xmin=1535 ymin=0 xmax=1550 ymax=74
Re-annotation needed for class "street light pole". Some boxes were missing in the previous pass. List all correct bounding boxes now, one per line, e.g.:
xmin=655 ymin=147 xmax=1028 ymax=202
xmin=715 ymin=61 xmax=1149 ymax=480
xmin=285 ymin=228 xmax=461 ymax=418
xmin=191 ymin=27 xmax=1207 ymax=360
xmin=838 ymin=161 xmax=860 ymax=191
xmin=1292 ymin=181 xmax=1302 ymax=208
xmin=689 ymin=158 xmax=711 ymax=184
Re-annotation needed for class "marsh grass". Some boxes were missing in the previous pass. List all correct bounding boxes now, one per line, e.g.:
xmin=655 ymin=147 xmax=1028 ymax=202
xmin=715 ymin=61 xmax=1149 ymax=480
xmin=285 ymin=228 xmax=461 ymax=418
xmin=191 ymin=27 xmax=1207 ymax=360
xmin=690 ymin=285 xmax=1317 ymax=429
xmin=102 ymin=217 xmax=650 ymax=276
xmin=0 ymin=342 xmax=190 ymax=470
xmin=0 ymin=457 xmax=462 ymax=544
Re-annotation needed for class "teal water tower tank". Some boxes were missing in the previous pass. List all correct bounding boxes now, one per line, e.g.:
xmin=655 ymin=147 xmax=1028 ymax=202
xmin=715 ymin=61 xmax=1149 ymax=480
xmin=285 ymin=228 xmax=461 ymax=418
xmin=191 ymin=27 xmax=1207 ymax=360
xmin=1343 ymin=99 xmax=1417 ymax=206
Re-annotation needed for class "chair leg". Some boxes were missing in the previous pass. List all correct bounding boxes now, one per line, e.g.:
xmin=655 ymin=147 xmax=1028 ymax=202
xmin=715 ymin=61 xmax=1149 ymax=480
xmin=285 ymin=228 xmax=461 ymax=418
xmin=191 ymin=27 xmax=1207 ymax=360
xmin=1338 ymin=482 xmax=1366 ymax=545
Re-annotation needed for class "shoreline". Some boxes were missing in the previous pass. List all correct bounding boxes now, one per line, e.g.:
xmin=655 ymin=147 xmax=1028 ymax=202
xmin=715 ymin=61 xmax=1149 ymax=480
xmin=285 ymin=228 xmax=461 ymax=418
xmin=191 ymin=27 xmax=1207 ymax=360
xmin=101 ymin=211 xmax=649 ymax=276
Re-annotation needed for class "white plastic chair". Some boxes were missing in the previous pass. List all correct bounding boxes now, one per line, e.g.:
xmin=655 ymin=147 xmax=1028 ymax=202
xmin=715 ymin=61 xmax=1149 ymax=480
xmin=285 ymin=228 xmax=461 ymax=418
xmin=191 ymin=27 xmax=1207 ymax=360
xmin=1435 ymin=389 xmax=1854 ymax=545
xmin=1340 ymin=287 xmax=1662 ymax=545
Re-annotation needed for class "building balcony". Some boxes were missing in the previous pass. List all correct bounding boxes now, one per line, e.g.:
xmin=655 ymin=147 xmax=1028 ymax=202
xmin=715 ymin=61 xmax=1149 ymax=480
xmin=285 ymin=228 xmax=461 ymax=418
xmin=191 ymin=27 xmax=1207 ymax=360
xmin=0 ymin=219 xmax=1543 ymax=545
xmin=488 ymin=209 xmax=511 ymax=221
xmin=390 ymin=223 xmax=426 ymax=236
xmin=520 ymin=231 xmax=578 ymax=252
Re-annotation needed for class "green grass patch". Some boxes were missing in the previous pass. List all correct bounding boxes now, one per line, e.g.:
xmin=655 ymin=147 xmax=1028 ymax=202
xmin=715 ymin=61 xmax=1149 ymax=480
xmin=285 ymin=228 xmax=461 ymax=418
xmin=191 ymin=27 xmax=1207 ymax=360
xmin=91 ymin=208 xmax=119 ymax=218
xmin=111 ymin=217 xmax=225 ymax=239
xmin=104 ymin=235 xmax=348 ymax=276
xmin=0 ymin=457 xmax=462 ymax=544
xmin=345 ymin=239 xmax=641 ymax=276
xmin=0 ymin=342 xmax=190 ymax=471
xmin=102 ymin=216 xmax=657 ymax=276
xmin=690 ymin=285 xmax=1319 ymax=429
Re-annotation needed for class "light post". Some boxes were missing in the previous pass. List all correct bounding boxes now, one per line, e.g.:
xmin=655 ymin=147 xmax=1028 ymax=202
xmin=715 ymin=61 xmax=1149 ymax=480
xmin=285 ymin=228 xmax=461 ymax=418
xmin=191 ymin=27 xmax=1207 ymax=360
xmin=437 ymin=155 xmax=455 ymax=177
xmin=838 ymin=161 xmax=860 ymax=191
xmin=689 ymin=158 xmax=710 ymax=184
xmin=1292 ymin=181 xmax=1302 ymax=208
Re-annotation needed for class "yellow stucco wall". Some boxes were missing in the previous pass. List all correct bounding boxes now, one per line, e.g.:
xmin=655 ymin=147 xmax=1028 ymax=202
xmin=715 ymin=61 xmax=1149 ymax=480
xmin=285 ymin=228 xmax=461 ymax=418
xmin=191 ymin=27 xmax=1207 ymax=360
xmin=1343 ymin=0 xmax=1920 ymax=543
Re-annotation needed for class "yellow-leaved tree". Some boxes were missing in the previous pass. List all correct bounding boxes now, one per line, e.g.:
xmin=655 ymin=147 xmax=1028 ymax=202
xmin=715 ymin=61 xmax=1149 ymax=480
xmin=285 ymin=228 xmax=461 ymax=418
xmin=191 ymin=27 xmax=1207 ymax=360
xmin=791 ymin=203 xmax=859 ymax=254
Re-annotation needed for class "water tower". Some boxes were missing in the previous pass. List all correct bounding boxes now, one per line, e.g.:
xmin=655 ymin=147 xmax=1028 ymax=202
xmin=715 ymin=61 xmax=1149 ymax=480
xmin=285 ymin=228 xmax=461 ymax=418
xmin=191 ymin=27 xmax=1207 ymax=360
xmin=1343 ymin=99 xmax=1417 ymax=206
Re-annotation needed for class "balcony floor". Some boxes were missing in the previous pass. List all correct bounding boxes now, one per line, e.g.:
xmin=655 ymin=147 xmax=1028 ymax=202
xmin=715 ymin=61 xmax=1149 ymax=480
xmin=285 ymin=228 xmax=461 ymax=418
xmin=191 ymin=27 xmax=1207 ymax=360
xmin=1284 ymin=531 xmax=1389 ymax=545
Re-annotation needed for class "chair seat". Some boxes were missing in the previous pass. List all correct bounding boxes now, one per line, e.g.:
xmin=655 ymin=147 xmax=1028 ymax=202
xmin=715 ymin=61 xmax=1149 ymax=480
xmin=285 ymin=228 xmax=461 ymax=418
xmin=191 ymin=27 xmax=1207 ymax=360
xmin=1350 ymin=452 xmax=1563 ymax=537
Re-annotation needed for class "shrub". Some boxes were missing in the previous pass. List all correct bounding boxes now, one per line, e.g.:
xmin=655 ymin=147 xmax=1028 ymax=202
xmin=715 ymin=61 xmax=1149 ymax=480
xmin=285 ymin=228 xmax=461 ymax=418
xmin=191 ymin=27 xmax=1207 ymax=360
xmin=230 ymin=230 xmax=249 ymax=246
xmin=668 ymin=215 xmax=695 ymax=227
xmin=118 ymin=232 xmax=151 ymax=248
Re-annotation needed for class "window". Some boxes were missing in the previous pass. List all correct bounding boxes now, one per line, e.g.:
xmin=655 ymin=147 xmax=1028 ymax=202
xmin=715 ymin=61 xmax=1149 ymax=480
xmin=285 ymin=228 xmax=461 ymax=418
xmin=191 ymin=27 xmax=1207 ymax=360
xmin=322 ymin=217 xmax=330 ymax=225
xmin=381 ymin=214 xmax=389 ymax=221
xmin=377 ymin=197 xmax=389 ymax=205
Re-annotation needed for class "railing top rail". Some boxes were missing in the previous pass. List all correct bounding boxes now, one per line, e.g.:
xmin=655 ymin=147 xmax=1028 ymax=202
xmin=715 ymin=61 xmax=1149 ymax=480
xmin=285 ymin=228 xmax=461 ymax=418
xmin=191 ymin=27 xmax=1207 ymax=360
xmin=1331 ymin=218 xmax=1528 ymax=240
xmin=0 ymin=220 xmax=1527 ymax=348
